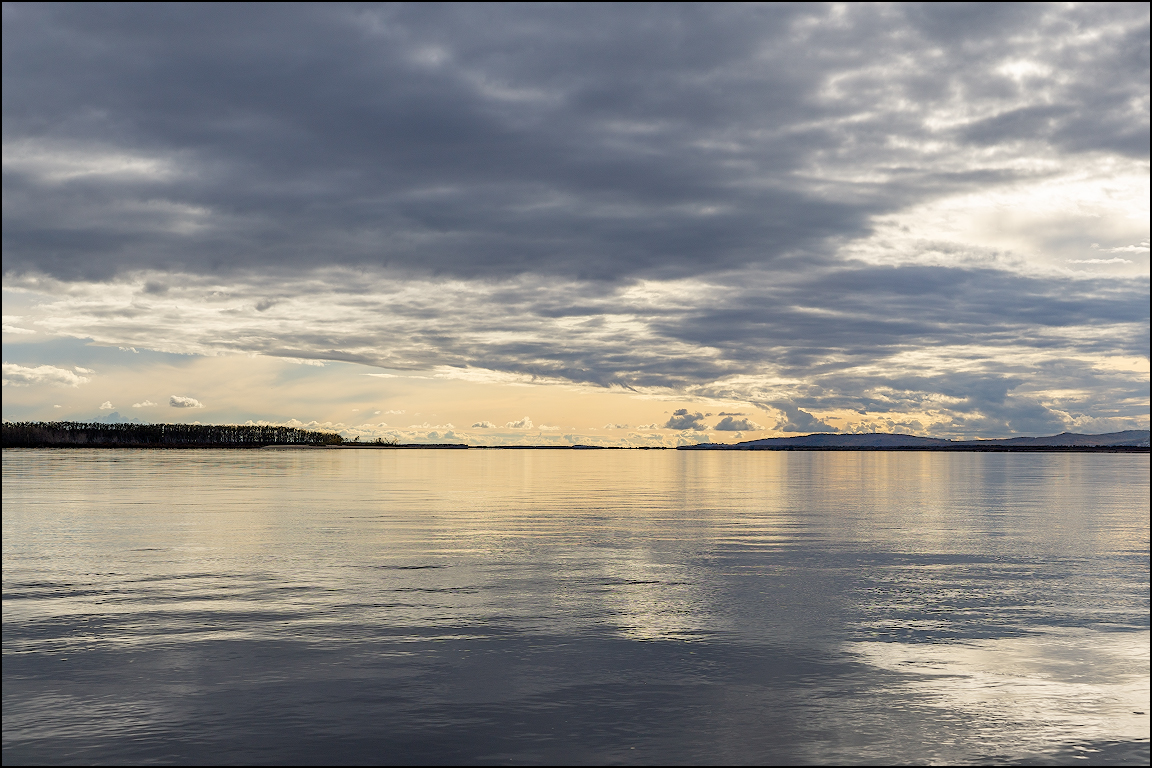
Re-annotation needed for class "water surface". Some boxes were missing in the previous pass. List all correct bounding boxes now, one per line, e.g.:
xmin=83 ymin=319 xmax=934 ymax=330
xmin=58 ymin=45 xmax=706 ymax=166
xmin=3 ymin=449 xmax=1148 ymax=764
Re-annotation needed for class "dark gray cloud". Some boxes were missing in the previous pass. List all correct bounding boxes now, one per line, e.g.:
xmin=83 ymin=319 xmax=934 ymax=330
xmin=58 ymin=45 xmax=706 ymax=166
xmin=3 ymin=3 xmax=1146 ymax=281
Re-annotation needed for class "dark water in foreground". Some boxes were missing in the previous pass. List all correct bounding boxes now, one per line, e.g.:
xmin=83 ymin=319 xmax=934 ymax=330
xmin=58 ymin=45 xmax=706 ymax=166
xmin=3 ymin=449 xmax=1148 ymax=765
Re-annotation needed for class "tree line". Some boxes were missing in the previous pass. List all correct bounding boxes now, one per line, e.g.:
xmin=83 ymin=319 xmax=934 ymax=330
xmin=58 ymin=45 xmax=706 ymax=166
xmin=1 ymin=421 xmax=344 ymax=448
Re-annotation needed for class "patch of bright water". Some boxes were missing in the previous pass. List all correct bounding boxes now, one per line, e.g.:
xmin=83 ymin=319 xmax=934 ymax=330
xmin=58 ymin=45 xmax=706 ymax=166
xmin=3 ymin=449 xmax=1148 ymax=764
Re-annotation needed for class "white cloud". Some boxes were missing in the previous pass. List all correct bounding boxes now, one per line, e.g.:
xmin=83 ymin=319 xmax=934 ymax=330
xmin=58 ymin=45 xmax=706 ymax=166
xmin=471 ymin=421 xmax=496 ymax=428
xmin=1068 ymin=258 xmax=1133 ymax=264
xmin=675 ymin=431 xmax=712 ymax=446
xmin=132 ymin=400 xmax=157 ymax=408
xmin=538 ymin=424 xmax=560 ymax=431
xmin=603 ymin=423 xmax=629 ymax=429
xmin=169 ymin=395 xmax=204 ymax=408
xmin=505 ymin=416 xmax=533 ymax=429
xmin=2 ymin=316 xmax=36 ymax=335
xmin=99 ymin=401 xmax=114 ymax=410
xmin=2 ymin=139 xmax=179 ymax=183
xmin=1 ymin=362 xmax=91 ymax=387
xmin=1091 ymin=241 xmax=1149 ymax=254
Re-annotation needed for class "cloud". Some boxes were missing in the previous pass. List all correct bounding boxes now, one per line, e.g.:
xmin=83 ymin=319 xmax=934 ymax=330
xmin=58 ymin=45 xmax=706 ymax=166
xmin=169 ymin=395 xmax=204 ymax=408
xmin=6 ymin=262 xmax=1148 ymax=436
xmin=99 ymin=400 xmax=114 ymax=410
xmin=1091 ymin=241 xmax=1150 ymax=254
xmin=771 ymin=403 xmax=839 ymax=434
xmin=2 ymin=362 xmax=91 ymax=387
xmin=602 ymin=423 xmax=629 ymax=429
xmin=471 ymin=421 xmax=496 ymax=428
xmin=675 ymin=431 xmax=713 ymax=446
xmin=505 ymin=416 xmax=533 ymax=429
xmin=1068 ymin=258 xmax=1133 ymax=264
xmin=4 ymin=4 xmax=1146 ymax=284
xmin=132 ymin=400 xmax=157 ymax=408
xmin=2 ymin=316 xmax=36 ymax=335
xmin=664 ymin=409 xmax=708 ymax=431
xmin=1 ymin=4 xmax=1146 ymax=437
xmin=713 ymin=416 xmax=762 ymax=431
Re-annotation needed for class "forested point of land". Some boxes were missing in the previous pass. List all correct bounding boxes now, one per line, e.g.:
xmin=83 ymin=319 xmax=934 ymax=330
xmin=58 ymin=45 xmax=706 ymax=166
xmin=1 ymin=422 xmax=344 ymax=448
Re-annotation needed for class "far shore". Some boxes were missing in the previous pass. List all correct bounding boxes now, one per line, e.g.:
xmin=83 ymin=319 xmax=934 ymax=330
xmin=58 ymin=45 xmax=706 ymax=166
xmin=3 ymin=443 xmax=1147 ymax=453
xmin=4 ymin=423 xmax=1146 ymax=452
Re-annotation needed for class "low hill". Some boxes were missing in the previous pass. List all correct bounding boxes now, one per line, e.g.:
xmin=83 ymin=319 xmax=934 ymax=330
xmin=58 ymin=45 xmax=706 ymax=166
xmin=685 ymin=430 xmax=1150 ymax=450
xmin=960 ymin=430 xmax=1149 ymax=447
xmin=727 ymin=433 xmax=950 ymax=449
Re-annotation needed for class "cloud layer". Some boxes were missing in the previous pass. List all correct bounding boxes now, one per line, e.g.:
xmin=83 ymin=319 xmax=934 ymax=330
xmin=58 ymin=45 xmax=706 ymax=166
xmin=3 ymin=4 xmax=1148 ymax=436
xmin=4 ymin=4 xmax=1147 ymax=282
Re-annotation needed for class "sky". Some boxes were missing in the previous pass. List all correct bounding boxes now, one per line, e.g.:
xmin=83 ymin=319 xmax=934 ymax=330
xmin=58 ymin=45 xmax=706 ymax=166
xmin=2 ymin=2 xmax=1149 ymax=446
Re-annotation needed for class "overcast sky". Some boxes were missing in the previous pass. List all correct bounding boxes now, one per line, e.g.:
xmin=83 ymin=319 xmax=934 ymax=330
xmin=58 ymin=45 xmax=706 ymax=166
xmin=3 ymin=3 xmax=1148 ymax=444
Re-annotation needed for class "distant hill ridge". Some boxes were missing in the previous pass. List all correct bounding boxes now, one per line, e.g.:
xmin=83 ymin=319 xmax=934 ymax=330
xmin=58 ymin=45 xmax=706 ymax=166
xmin=689 ymin=430 xmax=1150 ymax=450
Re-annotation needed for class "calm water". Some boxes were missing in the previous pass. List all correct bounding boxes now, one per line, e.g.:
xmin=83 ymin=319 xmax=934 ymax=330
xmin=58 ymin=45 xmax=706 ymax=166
xmin=3 ymin=449 xmax=1148 ymax=765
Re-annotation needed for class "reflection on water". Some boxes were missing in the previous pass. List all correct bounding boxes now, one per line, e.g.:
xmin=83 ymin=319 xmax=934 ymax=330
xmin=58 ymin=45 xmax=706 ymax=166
xmin=3 ymin=449 xmax=1148 ymax=764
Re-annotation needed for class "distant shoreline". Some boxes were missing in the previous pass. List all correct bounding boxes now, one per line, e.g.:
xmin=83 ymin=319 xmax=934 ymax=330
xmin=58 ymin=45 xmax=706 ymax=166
xmin=3 ymin=422 xmax=1147 ymax=452
xmin=2 ymin=444 xmax=1147 ymax=453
